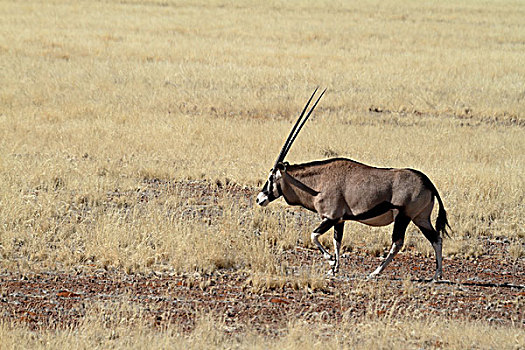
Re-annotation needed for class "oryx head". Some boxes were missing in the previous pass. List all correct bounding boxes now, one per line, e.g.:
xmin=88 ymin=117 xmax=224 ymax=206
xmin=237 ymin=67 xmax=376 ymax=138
xmin=256 ymin=88 xmax=326 ymax=207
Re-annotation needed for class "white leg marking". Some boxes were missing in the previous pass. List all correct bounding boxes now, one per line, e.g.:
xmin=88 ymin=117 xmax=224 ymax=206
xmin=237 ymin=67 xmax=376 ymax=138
xmin=332 ymin=236 xmax=341 ymax=273
xmin=311 ymin=232 xmax=332 ymax=260
xmin=368 ymin=239 xmax=404 ymax=279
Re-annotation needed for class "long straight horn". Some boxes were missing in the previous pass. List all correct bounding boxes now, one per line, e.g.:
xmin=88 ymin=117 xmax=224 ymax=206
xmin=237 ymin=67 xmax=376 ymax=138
xmin=282 ymin=88 xmax=326 ymax=160
xmin=273 ymin=87 xmax=319 ymax=169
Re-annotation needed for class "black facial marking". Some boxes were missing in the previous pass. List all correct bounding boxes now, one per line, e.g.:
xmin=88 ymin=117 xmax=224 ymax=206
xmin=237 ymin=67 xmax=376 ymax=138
xmin=263 ymin=174 xmax=277 ymax=201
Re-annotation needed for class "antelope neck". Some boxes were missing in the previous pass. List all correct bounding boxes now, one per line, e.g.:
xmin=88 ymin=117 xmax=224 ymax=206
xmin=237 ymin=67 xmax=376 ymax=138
xmin=281 ymin=170 xmax=319 ymax=196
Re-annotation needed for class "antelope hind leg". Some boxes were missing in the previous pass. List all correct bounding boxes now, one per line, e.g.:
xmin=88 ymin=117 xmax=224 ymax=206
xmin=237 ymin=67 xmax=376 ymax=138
xmin=368 ymin=215 xmax=410 ymax=279
xmin=413 ymin=216 xmax=444 ymax=281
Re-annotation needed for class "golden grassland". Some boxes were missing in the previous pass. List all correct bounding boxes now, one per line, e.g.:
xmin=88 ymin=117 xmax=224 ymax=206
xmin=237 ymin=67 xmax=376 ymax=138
xmin=1 ymin=0 xmax=524 ymax=348
xmin=1 ymin=303 xmax=524 ymax=350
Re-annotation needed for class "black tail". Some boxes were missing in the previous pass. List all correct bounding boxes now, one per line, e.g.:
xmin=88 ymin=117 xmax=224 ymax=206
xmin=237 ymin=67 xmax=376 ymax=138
xmin=434 ymin=189 xmax=451 ymax=238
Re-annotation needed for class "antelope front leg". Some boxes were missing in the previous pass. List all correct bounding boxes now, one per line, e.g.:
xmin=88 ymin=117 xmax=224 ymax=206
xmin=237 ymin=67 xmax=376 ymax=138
xmin=368 ymin=239 xmax=404 ymax=279
xmin=312 ymin=218 xmax=338 ymax=272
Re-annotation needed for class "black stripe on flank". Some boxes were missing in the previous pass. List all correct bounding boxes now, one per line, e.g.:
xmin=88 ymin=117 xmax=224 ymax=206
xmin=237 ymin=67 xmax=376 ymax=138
xmin=343 ymin=202 xmax=401 ymax=221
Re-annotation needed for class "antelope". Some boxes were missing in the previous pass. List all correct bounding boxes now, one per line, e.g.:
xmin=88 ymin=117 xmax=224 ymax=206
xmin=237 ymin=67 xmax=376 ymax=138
xmin=256 ymin=88 xmax=450 ymax=280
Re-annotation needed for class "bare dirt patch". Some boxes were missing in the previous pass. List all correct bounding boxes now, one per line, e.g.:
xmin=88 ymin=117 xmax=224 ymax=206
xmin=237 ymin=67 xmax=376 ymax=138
xmin=1 ymin=242 xmax=523 ymax=333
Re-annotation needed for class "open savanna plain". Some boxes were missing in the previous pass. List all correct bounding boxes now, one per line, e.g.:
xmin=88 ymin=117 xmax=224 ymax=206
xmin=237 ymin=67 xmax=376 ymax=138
xmin=1 ymin=0 xmax=524 ymax=348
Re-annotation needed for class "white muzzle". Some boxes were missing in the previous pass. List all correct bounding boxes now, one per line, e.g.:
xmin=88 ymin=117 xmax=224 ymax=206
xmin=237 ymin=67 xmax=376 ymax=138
xmin=256 ymin=192 xmax=269 ymax=206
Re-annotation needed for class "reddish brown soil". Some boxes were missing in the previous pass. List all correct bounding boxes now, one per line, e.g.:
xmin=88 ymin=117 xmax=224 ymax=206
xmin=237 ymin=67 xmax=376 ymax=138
xmin=1 ymin=181 xmax=523 ymax=332
xmin=1 ymin=244 xmax=523 ymax=332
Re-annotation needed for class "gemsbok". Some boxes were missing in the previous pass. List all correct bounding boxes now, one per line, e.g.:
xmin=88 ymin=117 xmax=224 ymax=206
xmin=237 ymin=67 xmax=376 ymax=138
xmin=256 ymin=88 xmax=450 ymax=280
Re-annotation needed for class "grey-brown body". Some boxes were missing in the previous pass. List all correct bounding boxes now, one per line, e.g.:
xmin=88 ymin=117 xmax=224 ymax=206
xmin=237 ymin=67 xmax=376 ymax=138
xmin=255 ymin=88 xmax=450 ymax=280
xmin=257 ymin=157 xmax=450 ymax=280
xmin=282 ymin=158 xmax=434 ymax=225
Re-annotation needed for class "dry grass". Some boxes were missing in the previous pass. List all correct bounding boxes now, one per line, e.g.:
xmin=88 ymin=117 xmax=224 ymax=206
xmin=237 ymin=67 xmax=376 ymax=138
xmin=0 ymin=302 xmax=523 ymax=350
xmin=1 ymin=0 xmax=524 ymax=346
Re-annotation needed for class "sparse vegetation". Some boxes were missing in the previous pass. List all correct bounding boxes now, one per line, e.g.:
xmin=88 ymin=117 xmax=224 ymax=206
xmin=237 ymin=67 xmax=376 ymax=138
xmin=1 ymin=305 xmax=523 ymax=349
xmin=0 ymin=0 xmax=524 ymax=348
xmin=509 ymin=242 xmax=525 ymax=260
